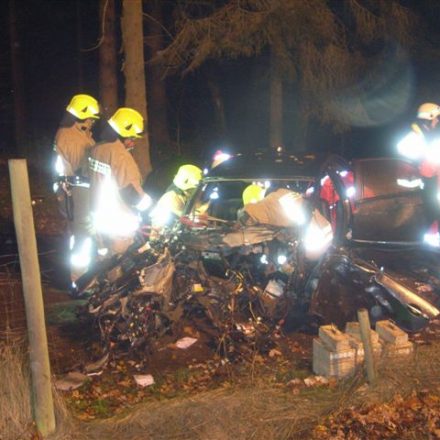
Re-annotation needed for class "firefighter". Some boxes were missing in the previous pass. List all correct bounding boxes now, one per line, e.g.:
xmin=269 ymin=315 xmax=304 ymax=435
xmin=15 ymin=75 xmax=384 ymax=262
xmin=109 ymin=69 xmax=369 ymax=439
xmin=413 ymin=103 xmax=440 ymax=179
xmin=397 ymin=103 xmax=440 ymax=244
xmin=53 ymin=94 xmax=100 ymax=285
xmin=89 ymin=107 xmax=152 ymax=256
xmin=239 ymin=188 xmax=305 ymax=227
xmin=415 ymin=103 xmax=440 ymax=244
xmin=150 ymin=164 xmax=202 ymax=228
xmin=239 ymin=187 xmax=333 ymax=260
xmin=397 ymin=102 xmax=440 ymax=162
xmin=242 ymin=183 xmax=266 ymax=206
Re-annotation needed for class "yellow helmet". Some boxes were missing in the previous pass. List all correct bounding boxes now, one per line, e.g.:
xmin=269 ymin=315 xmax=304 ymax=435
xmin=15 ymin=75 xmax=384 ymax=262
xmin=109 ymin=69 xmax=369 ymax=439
xmin=173 ymin=164 xmax=203 ymax=191
xmin=417 ymin=102 xmax=440 ymax=121
xmin=66 ymin=94 xmax=100 ymax=120
xmin=108 ymin=108 xmax=144 ymax=138
xmin=242 ymin=184 xmax=265 ymax=205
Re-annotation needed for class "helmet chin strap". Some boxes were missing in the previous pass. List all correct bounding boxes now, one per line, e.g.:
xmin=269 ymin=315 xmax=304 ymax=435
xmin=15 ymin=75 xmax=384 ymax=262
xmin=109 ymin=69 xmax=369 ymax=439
xmin=78 ymin=118 xmax=95 ymax=131
xmin=124 ymin=138 xmax=135 ymax=150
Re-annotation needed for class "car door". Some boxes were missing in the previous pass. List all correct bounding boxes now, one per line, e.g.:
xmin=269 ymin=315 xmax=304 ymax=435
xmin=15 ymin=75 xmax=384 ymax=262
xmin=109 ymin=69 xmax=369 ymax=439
xmin=350 ymin=158 xmax=433 ymax=242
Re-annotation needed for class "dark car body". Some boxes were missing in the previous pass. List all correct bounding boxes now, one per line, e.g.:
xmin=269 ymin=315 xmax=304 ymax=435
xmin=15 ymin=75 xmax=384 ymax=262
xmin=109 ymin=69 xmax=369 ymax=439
xmin=180 ymin=151 xmax=440 ymax=332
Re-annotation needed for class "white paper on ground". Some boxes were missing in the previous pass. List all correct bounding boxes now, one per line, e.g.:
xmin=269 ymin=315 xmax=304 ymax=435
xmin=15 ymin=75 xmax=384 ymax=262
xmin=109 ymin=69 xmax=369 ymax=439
xmin=133 ymin=374 xmax=155 ymax=387
xmin=175 ymin=337 xmax=198 ymax=349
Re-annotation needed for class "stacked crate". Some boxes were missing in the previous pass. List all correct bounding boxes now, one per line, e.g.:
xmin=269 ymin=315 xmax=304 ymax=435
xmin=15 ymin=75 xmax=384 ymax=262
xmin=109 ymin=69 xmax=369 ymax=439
xmin=312 ymin=325 xmax=356 ymax=378
xmin=375 ymin=320 xmax=414 ymax=356
xmin=313 ymin=320 xmax=414 ymax=378
xmin=345 ymin=321 xmax=382 ymax=366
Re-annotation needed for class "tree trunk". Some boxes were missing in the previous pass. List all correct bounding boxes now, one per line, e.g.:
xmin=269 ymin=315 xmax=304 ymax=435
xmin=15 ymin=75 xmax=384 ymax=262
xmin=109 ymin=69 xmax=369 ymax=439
xmin=294 ymin=111 xmax=309 ymax=152
xmin=76 ymin=0 xmax=83 ymax=90
xmin=99 ymin=0 xmax=118 ymax=118
xmin=9 ymin=0 xmax=27 ymax=157
xmin=145 ymin=0 xmax=170 ymax=156
xmin=293 ymin=86 xmax=309 ymax=153
xmin=207 ymin=73 xmax=227 ymax=142
xmin=121 ymin=0 xmax=151 ymax=178
xmin=269 ymin=49 xmax=283 ymax=150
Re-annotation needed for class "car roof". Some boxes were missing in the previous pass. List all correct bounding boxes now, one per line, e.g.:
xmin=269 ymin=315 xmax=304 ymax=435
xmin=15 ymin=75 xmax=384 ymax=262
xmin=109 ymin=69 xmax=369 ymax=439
xmin=205 ymin=151 xmax=322 ymax=180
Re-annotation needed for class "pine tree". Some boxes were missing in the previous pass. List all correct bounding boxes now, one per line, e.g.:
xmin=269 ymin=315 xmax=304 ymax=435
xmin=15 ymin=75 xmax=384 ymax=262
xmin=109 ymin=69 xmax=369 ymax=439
xmin=159 ymin=0 xmax=419 ymax=150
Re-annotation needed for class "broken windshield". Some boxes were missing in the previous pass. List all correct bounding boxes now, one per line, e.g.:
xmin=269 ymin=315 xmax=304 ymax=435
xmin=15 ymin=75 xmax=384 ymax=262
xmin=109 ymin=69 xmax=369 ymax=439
xmin=185 ymin=178 xmax=315 ymax=223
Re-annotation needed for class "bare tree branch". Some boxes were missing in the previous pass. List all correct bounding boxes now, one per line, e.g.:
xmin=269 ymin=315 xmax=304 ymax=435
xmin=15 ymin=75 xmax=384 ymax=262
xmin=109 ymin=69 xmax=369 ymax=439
xmin=82 ymin=0 xmax=109 ymax=52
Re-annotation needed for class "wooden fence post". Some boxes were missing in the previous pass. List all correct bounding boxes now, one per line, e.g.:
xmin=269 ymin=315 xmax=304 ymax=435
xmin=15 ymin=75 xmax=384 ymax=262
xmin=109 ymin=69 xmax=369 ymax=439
xmin=357 ymin=308 xmax=377 ymax=385
xmin=8 ymin=159 xmax=56 ymax=436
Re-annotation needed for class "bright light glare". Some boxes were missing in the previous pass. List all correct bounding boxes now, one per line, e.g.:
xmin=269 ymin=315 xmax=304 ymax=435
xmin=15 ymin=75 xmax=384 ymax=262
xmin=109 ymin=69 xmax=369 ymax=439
xmin=279 ymin=193 xmax=306 ymax=225
xmin=424 ymin=232 xmax=440 ymax=247
xmin=93 ymin=177 xmax=140 ymax=236
xmin=397 ymin=132 xmax=426 ymax=160
xmin=346 ymin=186 xmax=356 ymax=198
xmin=69 ymin=235 xmax=75 ymax=251
xmin=277 ymin=255 xmax=287 ymax=265
xmin=55 ymin=155 xmax=64 ymax=176
xmin=397 ymin=178 xmax=424 ymax=189
xmin=150 ymin=205 xmax=172 ymax=227
xmin=97 ymin=248 xmax=108 ymax=257
xmin=320 ymin=175 xmax=330 ymax=186
xmin=70 ymin=237 xmax=92 ymax=268
xmin=260 ymin=254 xmax=268 ymax=265
xmin=304 ymin=222 xmax=333 ymax=252
xmin=264 ymin=181 xmax=271 ymax=189
xmin=339 ymin=170 xmax=348 ymax=177
xmin=136 ymin=194 xmax=152 ymax=211
xmin=213 ymin=152 xmax=232 ymax=165
xmin=209 ymin=191 xmax=219 ymax=200
xmin=425 ymin=138 xmax=440 ymax=164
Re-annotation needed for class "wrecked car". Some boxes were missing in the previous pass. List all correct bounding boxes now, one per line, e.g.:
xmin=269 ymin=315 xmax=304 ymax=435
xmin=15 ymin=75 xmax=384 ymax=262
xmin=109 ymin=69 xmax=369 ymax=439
xmin=178 ymin=152 xmax=440 ymax=332
xmin=307 ymin=155 xmax=440 ymax=331
xmin=77 ymin=151 xmax=440 ymax=357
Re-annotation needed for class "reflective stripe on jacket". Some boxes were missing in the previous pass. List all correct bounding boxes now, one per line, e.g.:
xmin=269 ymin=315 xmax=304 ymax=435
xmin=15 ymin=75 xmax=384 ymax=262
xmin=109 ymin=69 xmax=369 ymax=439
xmin=89 ymin=139 xmax=145 ymax=236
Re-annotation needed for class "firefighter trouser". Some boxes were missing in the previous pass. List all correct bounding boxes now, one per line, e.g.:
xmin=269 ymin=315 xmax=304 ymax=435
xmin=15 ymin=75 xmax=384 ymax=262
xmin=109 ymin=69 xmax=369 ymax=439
xmin=56 ymin=185 xmax=92 ymax=283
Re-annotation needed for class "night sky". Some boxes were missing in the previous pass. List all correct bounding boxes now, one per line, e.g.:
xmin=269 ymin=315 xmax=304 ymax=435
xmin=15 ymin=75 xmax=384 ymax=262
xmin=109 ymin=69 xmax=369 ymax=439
xmin=2 ymin=0 xmax=440 ymax=166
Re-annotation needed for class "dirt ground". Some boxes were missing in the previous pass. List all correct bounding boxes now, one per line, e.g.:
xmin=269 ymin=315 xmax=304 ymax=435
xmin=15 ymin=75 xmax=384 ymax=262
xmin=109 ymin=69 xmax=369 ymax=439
xmin=2 ymin=256 xmax=440 ymax=425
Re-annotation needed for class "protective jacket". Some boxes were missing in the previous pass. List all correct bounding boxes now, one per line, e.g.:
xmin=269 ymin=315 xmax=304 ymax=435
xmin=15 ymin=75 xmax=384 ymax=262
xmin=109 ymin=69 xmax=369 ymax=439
xmin=54 ymin=123 xmax=95 ymax=176
xmin=159 ymin=185 xmax=187 ymax=216
xmin=241 ymin=188 xmax=297 ymax=227
xmin=412 ymin=122 xmax=440 ymax=178
xmin=53 ymin=122 xmax=96 ymax=284
xmin=239 ymin=188 xmax=333 ymax=260
xmin=89 ymin=139 xmax=146 ymax=238
xmin=150 ymin=184 xmax=192 ymax=228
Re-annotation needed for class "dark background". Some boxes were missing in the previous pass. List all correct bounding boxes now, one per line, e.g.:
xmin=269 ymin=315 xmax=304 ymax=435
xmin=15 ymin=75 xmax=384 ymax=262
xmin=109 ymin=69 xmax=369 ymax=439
xmin=1 ymin=0 xmax=440 ymax=169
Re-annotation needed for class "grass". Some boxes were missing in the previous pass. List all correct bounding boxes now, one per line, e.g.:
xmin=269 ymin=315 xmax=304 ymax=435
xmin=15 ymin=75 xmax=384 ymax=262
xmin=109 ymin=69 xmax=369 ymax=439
xmin=1 ymin=334 xmax=439 ymax=439
xmin=0 ymin=341 xmax=33 ymax=439
xmin=0 ymin=338 xmax=74 ymax=440
xmin=65 ymin=341 xmax=439 ymax=440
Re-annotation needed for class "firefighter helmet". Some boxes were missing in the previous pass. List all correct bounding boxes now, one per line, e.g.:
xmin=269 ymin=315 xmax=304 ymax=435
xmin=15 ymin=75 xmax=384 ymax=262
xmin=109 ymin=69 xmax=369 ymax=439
xmin=173 ymin=165 xmax=203 ymax=191
xmin=417 ymin=103 xmax=440 ymax=121
xmin=66 ymin=94 xmax=100 ymax=120
xmin=108 ymin=108 xmax=144 ymax=138
xmin=242 ymin=184 xmax=265 ymax=205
